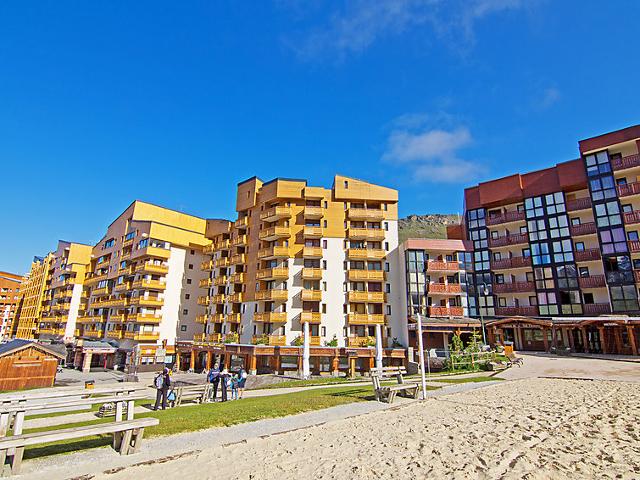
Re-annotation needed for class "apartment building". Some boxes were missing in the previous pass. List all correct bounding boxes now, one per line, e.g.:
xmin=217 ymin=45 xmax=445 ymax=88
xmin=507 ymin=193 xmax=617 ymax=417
xmin=74 ymin=201 xmax=209 ymax=371
xmin=14 ymin=255 xmax=54 ymax=340
xmin=0 ymin=271 xmax=22 ymax=339
xmin=37 ymin=241 xmax=92 ymax=342
xmin=399 ymin=239 xmax=481 ymax=352
xmin=462 ymin=124 xmax=640 ymax=356
xmin=181 ymin=175 xmax=405 ymax=376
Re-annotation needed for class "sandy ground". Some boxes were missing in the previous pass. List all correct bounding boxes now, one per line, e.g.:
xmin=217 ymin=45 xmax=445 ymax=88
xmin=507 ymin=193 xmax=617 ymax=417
xmin=94 ymin=378 xmax=640 ymax=480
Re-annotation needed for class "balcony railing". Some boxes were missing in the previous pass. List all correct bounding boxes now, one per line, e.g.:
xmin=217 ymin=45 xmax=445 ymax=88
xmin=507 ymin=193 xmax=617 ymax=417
xmin=303 ymin=206 xmax=324 ymax=218
xmin=629 ymin=240 xmax=640 ymax=253
xmin=301 ymin=268 xmax=323 ymax=280
xmin=347 ymin=291 xmax=386 ymax=302
xmin=493 ymin=281 xmax=535 ymax=294
xmin=301 ymin=289 xmax=322 ymax=302
xmin=226 ymin=313 xmax=241 ymax=323
xmin=574 ymin=248 xmax=601 ymax=262
xmin=578 ymin=275 xmax=606 ymax=289
xmin=426 ymin=261 xmax=459 ymax=271
xmin=254 ymin=312 xmax=287 ymax=323
xmin=303 ymin=226 xmax=324 ymax=238
xmin=491 ymin=256 xmax=532 ymax=270
xmin=260 ymin=206 xmax=292 ymax=222
xmin=428 ymin=283 xmax=462 ymax=294
xmin=300 ymin=312 xmax=322 ymax=323
xmin=635 ymin=270 xmax=640 ymax=283
xmin=347 ymin=336 xmax=375 ymax=347
xmin=252 ymin=334 xmax=287 ymax=346
xmin=234 ymin=216 xmax=249 ymax=228
xmin=570 ymin=222 xmax=597 ymax=236
xmin=623 ymin=210 xmax=640 ymax=225
xmin=255 ymin=289 xmax=288 ymax=301
xmin=486 ymin=210 xmax=525 ymax=226
xmin=566 ymin=197 xmax=592 ymax=212
xmin=256 ymin=267 xmax=289 ymax=280
xmin=583 ymin=303 xmax=611 ymax=315
xmin=348 ymin=228 xmax=385 ymax=241
xmin=347 ymin=270 xmax=385 ymax=281
xmin=302 ymin=246 xmax=323 ymax=258
xmin=230 ymin=273 xmax=244 ymax=283
xmin=428 ymin=306 xmax=463 ymax=317
xmin=136 ymin=262 xmax=169 ymax=274
xmin=213 ymin=275 xmax=228 ymax=286
xmin=611 ymin=153 xmax=640 ymax=171
xmin=228 ymin=292 xmax=244 ymax=303
xmin=489 ymin=233 xmax=528 ymax=248
xmin=124 ymin=331 xmax=160 ymax=341
xmin=347 ymin=208 xmax=384 ymax=221
xmin=347 ymin=313 xmax=386 ymax=325
xmin=258 ymin=246 xmax=289 ymax=259
xmin=259 ymin=226 xmax=290 ymax=241
xmin=230 ymin=253 xmax=246 ymax=265
xmin=232 ymin=235 xmax=247 ymax=247
xmin=617 ymin=181 xmax=640 ymax=197
xmin=346 ymin=248 xmax=386 ymax=260
xmin=495 ymin=306 xmax=538 ymax=316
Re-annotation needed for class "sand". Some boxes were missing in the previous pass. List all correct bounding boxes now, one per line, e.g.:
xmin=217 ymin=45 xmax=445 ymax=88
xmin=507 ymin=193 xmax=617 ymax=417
xmin=97 ymin=378 xmax=640 ymax=480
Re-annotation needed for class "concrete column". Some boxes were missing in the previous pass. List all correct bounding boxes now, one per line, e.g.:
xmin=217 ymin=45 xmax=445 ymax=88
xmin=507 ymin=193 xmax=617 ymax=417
xmin=82 ymin=352 xmax=92 ymax=373
xmin=627 ymin=326 xmax=638 ymax=356
xmin=374 ymin=324 xmax=383 ymax=369
xmin=302 ymin=321 xmax=310 ymax=378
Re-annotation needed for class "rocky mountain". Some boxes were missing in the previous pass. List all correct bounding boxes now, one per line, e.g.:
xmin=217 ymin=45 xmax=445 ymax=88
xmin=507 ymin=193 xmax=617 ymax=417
xmin=398 ymin=213 xmax=462 ymax=242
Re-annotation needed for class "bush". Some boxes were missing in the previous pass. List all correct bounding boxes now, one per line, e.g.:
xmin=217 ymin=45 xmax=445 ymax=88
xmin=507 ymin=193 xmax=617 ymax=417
xmin=324 ymin=335 xmax=338 ymax=347
xmin=292 ymin=336 xmax=303 ymax=346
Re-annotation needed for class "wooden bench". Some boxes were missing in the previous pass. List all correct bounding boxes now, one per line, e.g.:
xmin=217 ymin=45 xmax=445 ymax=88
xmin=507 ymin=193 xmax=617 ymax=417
xmin=0 ymin=417 xmax=159 ymax=475
xmin=173 ymin=384 xmax=211 ymax=407
xmin=370 ymin=367 xmax=419 ymax=403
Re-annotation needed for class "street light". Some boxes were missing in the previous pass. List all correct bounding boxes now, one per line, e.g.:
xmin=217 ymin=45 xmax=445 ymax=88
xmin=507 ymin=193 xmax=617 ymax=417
xmin=409 ymin=298 xmax=429 ymax=401
xmin=478 ymin=283 xmax=489 ymax=346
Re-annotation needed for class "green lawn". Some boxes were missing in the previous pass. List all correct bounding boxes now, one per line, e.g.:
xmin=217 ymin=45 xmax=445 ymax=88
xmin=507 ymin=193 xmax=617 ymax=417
xmin=22 ymin=385 xmax=375 ymax=459
xmin=431 ymin=376 xmax=504 ymax=384
xmin=254 ymin=376 xmax=368 ymax=389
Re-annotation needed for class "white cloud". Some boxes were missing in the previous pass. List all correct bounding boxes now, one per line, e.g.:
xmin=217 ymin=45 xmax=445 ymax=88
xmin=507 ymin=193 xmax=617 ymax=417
xmin=538 ymin=87 xmax=561 ymax=110
xmin=285 ymin=0 xmax=527 ymax=60
xmin=382 ymin=115 xmax=483 ymax=183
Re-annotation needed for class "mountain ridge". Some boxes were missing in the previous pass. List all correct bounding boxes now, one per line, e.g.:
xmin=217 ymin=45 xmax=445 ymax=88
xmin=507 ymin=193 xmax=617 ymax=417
xmin=398 ymin=213 xmax=461 ymax=243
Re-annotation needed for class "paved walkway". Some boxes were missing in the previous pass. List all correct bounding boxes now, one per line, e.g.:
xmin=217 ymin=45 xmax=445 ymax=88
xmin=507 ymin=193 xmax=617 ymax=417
xmin=21 ymin=380 xmax=502 ymax=480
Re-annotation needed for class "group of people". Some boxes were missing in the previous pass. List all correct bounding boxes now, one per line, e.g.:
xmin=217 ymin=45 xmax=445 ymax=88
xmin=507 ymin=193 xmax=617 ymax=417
xmin=206 ymin=362 xmax=247 ymax=401
xmin=152 ymin=362 xmax=249 ymax=411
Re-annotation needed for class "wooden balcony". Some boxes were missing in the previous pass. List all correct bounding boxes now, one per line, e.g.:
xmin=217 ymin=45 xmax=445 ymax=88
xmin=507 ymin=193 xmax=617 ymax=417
xmin=629 ymin=240 xmax=640 ymax=253
xmin=566 ymin=197 xmax=592 ymax=212
xmin=489 ymin=233 xmax=528 ymax=248
xmin=127 ymin=314 xmax=162 ymax=324
xmin=132 ymin=279 xmax=166 ymax=290
xmin=570 ymin=222 xmax=597 ymax=237
xmin=300 ymin=312 xmax=322 ymax=323
xmin=210 ymin=313 xmax=225 ymax=323
xmin=347 ymin=208 xmax=384 ymax=221
xmin=617 ymin=181 xmax=640 ymax=198
xmin=303 ymin=226 xmax=324 ymax=238
xmin=347 ymin=270 xmax=385 ymax=281
xmin=84 ymin=329 xmax=104 ymax=339
xmin=635 ymin=270 xmax=640 ymax=283
xmin=583 ymin=303 xmax=611 ymax=315
xmin=114 ymin=281 xmax=131 ymax=292
xmin=252 ymin=334 xmax=287 ymax=346
xmin=578 ymin=275 xmax=606 ymax=289
xmin=194 ymin=333 xmax=222 ymax=344
xmin=302 ymin=246 xmax=323 ymax=258
xmin=426 ymin=261 xmax=459 ymax=272
xmin=256 ymin=267 xmax=289 ymax=280
xmin=259 ymin=226 xmax=290 ymax=241
xmin=197 ymin=296 xmax=211 ymax=306
xmin=230 ymin=253 xmax=246 ymax=265
xmin=574 ymin=248 xmax=601 ymax=262
xmin=230 ymin=273 xmax=245 ymax=283
xmin=486 ymin=210 xmax=525 ymax=226
xmin=92 ymin=286 xmax=110 ymax=296
xmin=215 ymin=257 xmax=230 ymax=268
xmin=301 ymin=289 xmax=322 ymax=302
xmin=226 ymin=313 xmax=241 ymax=323
xmin=347 ymin=336 xmax=375 ymax=347
xmin=348 ymin=313 xmax=385 ymax=325
xmin=124 ymin=331 xmax=160 ymax=341
xmin=491 ymin=256 xmax=532 ymax=270
xmin=260 ymin=206 xmax=292 ymax=222
xmin=232 ymin=235 xmax=247 ymax=247
xmin=228 ymin=292 xmax=244 ymax=303
xmin=131 ymin=297 xmax=163 ymax=307
xmin=109 ymin=314 xmax=127 ymax=323
xmin=623 ymin=210 xmax=640 ymax=225
xmin=195 ymin=314 xmax=209 ymax=324
xmin=346 ymin=248 xmax=385 ymax=260
xmin=234 ymin=216 xmax=249 ymax=228
xmin=106 ymin=330 xmax=124 ymax=339
xmin=428 ymin=283 xmax=462 ymax=294
xmin=213 ymin=275 xmax=228 ymax=286
xmin=347 ymin=291 xmax=386 ymax=302
xmin=303 ymin=206 xmax=324 ymax=219
xmin=201 ymin=260 xmax=215 ymax=271
xmin=258 ymin=246 xmax=289 ymax=259
xmin=308 ymin=335 xmax=322 ymax=346
xmin=212 ymin=294 xmax=226 ymax=304
xmin=136 ymin=262 xmax=169 ymax=275
xmin=254 ymin=312 xmax=287 ymax=323
xmin=493 ymin=281 xmax=535 ymax=294
xmin=428 ymin=306 xmax=463 ymax=317
xmin=255 ymin=289 xmax=288 ymax=301
xmin=138 ymin=246 xmax=171 ymax=260
xmin=611 ymin=153 xmax=640 ymax=171
xmin=302 ymin=268 xmax=323 ymax=280
xmin=348 ymin=228 xmax=385 ymax=241
xmin=495 ymin=306 xmax=538 ymax=316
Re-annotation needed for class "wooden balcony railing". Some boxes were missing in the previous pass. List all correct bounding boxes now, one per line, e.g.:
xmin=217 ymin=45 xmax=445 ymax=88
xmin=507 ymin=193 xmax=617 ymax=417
xmin=486 ymin=210 xmax=525 ymax=226
xmin=566 ymin=197 xmax=592 ymax=212
xmin=617 ymin=181 xmax=640 ymax=197
xmin=489 ymin=233 xmax=528 ymax=248
xmin=583 ymin=303 xmax=611 ymax=315
xmin=570 ymin=222 xmax=597 ymax=236
xmin=623 ymin=210 xmax=640 ymax=225
xmin=426 ymin=261 xmax=459 ymax=271
xmin=611 ymin=153 xmax=640 ymax=171
xmin=493 ymin=281 xmax=535 ymax=294
xmin=428 ymin=306 xmax=463 ymax=317
xmin=574 ymin=248 xmax=601 ymax=262
xmin=491 ymin=256 xmax=532 ymax=270
xmin=629 ymin=240 xmax=640 ymax=253
xmin=428 ymin=283 xmax=462 ymax=294
xmin=578 ymin=275 xmax=606 ymax=289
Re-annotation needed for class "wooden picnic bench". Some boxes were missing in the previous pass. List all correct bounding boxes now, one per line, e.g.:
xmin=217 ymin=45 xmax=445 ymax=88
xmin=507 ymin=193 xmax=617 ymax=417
xmin=173 ymin=383 xmax=211 ymax=407
xmin=370 ymin=367 xmax=419 ymax=403
xmin=0 ymin=417 xmax=159 ymax=475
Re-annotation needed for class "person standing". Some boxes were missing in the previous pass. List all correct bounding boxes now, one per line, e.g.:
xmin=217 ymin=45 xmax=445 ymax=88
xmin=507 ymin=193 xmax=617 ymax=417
xmin=208 ymin=362 xmax=220 ymax=401
xmin=237 ymin=367 xmax=247 ymax=399
xmin=220 ymin=367 xmax=230 ymax=402
xmin=230 ymin=374 xmax=239 ymax=400
xmin=153 ymin=367 xmax=171 ymax=410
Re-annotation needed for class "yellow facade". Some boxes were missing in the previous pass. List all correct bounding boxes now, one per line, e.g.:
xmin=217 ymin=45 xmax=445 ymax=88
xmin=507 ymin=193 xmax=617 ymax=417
xmin=14 ymin=254 xmax=54 ymax=339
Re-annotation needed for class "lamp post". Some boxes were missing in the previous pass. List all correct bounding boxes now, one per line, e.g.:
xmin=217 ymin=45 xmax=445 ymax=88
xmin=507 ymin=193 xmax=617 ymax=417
xmin=479 ymin=283 xmax=489 ymax=346
xmin=409 ymin=297 xmax=429 ymax=401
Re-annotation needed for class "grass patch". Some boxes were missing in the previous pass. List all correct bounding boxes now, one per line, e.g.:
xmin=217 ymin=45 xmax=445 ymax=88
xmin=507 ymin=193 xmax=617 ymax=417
xmin=255 ymin=376 xmax=366 ymax=390
xmin=22 ymin=385 xmax=375 ymax=460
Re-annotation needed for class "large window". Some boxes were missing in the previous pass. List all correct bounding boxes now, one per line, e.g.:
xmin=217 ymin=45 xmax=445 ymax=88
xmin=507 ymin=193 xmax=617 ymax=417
xmin=531 ymin=242 xmax=551 ymax=265
xmin=467 ymin=209 xmax=486 ymax=229
xmin=474 ymin=250 xmax=490 ymax=271
xmin=585 ymin=151 xmax=611 ymax=177
xmin=594 ymin=201 xmax=622 ymax=227
xmin=548 ymin=215 xmax=570 ymax=238
xmin=610 ymin=285 xmax=639 ymax=312
xmin=552 ymin=239 xmax=574 ymax=263
xmin=603 ymin=256 xmax=634 ymax=284
xmin=405 ymin=250 xmax=426 ymax=312
xmin=556 ymin=265 xmax=578 ymax=289
xmin=537 ymin=291 xmax=558 ymax=315
xmin=534 ymin=267 xmax=555 ymax=290
xmin=528 ymin=219 xmax=547 ymax=241
xmin=599 ymin=228 xmax=628 ymax=254
xmin=589 ymin=176 xmax=617 ymax=201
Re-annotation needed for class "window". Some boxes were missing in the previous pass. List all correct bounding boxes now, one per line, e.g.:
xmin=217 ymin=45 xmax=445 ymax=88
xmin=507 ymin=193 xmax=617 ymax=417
xmin=589 ymin=176 xmax=617 ymax=201
xmin=182 ymin=309 xmax=188 ymax=315
xmin=629 ymin=231 xmax=639 ymax=241
xmin=498 ymin=297 xmax=506 ymax=307
xmin=474 ymin=250 xmax=490 ymax=271
xmin=622 ymin=204 xmax=633 ymax=213
xmin=104 ymin=238 xmax=115 ymax=248
xmin=186 ymin=279 xmax=192 ymax=285
xmin=525 ymin=196 xmax=544 ymax=218
xmin=603 ymin=256 xmax=634 ymax=283
xmin=548 ymin=215 xmax=570 ymax=238
xmin=610 ymin=285 xmax=639 ymax=312
xmin=584 ymin=151 xmax=611 ymax=177
xmin=552 ymin=239 xmax=573 ymax=263
xmin=185 ymin=294 xmax=190 ymax=300
xmin=138 ymin=238 xmax=149 ymax=249
xmin=180 ymin=325 xmax=187 ymax=332
xmin=537 ymin=291 xmax=558 ymax=315
xmin=344 ymin=181 xmax=349 ymax=188
xmin=534 ymin=267 xmax=555 ymax=290
xmin=575 ymin=242 xmax=585 ymax=251
xmin=531 ymin=242 xmax=551 ymax=265
xmin=556 ymin=264 xmax=578 ymax=289
xmin=527 ymin=219 xmax=547 ymax=241
xmin=594 ymin=201 xmax=622 ymax=227
xmin=125 ymin=231 xmax=135 ymax=241
xmin=583 ymin=292 xmax=594 ymax=304
xmin=190 ymin=249 xmax=195 ymax=255
xmin=599 ymin=228 xmax=628 ymax=254
xmin=495 ymin=274 xmax=504 ymax=284
xmin=467 ymin=209 xmax=486 ymax=229
xmin=188 ymin=264 xmax=193 ymax=270
xmin=579 ymin=267 xmax=590 ymax=277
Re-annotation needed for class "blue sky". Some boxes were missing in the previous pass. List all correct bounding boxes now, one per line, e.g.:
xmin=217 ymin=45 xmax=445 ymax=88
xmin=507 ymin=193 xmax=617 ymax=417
xmin=1 ymin=1 xmax=639 ymax=274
